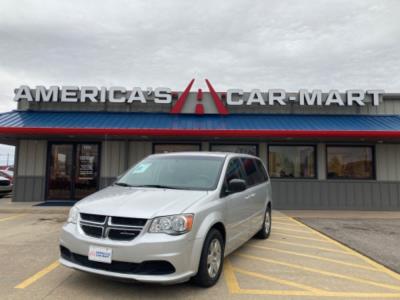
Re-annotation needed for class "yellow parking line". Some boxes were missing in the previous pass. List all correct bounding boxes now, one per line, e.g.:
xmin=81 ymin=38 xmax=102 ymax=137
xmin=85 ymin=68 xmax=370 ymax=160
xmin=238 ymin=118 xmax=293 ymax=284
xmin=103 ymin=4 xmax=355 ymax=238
xmin=289 ymin=217 xmax=400 ymax=283
xmin=273 ymin=226 xmax=313 ymax=234
xmin=226 ymin=257 xmax=400 ymax=298
xmin=234 ymin=267 xmax=400 ymax=299
xmin=273 ymin=221 xmax=305 ymax=227
xmin=235 ymin=288 xmax=400 ymax=298
xmin=272 ymin=232 xmax=332 ymax=243
xmin=224 ymin=259 xmax=241 ymax=293
xmin=266 ymin=240 xmax=355 ymax=256
xmin=236 ymin=289 xmax=314 ymax=296
xmin=248 ymin=245 xmax=378 ymax=271
xmin=237 ymin=253 xmax=400 ymax=291
xmin=234 ymin=266 xmax=325 ymax=293
xmin=15 ymin=260 xmax=60 ymax=289
xmin=0 ymin=214 xmax=26 ymax=222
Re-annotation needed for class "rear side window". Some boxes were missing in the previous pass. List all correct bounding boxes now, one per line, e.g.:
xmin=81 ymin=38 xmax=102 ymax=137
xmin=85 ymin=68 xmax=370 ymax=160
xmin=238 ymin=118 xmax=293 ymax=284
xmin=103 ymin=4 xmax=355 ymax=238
xmin=254 ymin=159 xmax=269 ymax=182
xmin=241 ymin=158 xmax=259 ymax=186
xmin=242 ymin=158 xmax=268 ymax=186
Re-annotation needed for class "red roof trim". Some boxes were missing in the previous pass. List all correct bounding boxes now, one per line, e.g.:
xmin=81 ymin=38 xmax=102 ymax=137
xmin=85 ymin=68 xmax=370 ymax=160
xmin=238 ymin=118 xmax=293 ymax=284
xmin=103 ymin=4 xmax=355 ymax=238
xmin=0 ymin=127 xmax=400 ymax=138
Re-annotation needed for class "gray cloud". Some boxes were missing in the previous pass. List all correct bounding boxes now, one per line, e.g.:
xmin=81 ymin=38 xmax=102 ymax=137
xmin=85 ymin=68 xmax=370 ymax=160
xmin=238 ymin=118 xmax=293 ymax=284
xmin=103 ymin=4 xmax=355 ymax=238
xmin=0 ymin=0 xmax=400 ymax=114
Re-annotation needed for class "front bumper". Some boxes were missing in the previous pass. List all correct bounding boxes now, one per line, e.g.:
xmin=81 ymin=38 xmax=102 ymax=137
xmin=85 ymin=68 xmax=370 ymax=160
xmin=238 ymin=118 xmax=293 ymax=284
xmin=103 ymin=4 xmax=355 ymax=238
xmin=0 ymin=185 xmax=12 ymax=193
xmin=60 ymin=222 xmax=204 ymax=284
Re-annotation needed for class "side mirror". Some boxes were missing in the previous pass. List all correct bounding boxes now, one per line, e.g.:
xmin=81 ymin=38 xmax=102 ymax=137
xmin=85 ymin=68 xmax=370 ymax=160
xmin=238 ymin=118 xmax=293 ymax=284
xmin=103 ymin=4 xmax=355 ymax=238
xmin=228 ymin=179 xmax=247 ymax=194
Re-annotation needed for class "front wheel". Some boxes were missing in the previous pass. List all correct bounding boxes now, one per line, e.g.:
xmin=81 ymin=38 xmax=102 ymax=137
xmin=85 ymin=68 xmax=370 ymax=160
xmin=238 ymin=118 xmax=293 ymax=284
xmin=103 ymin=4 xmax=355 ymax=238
xmin=255 ymin=206 xmax=271 ymax=239
xmin=192 ymin=229 xmax=224 ymax=287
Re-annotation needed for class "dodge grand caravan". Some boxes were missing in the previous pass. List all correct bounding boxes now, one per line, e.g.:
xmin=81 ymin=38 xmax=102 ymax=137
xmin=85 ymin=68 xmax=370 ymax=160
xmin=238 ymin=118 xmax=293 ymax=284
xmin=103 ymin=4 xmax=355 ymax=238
xmin=60 ymin=152 xmax=272 ymax=287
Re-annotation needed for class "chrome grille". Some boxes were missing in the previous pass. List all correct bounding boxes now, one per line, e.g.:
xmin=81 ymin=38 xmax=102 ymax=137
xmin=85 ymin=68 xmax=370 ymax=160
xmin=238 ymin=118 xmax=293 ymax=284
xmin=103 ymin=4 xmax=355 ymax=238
xmin=79 ymin=213 xmax=147 ymax=241
xmin=80 ymin=213 xmax=106 ymax=224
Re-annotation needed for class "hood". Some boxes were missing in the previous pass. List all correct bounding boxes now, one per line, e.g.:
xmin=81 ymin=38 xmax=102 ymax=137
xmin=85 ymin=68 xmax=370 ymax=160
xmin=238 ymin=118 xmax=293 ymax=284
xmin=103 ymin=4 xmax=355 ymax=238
xmin=75 ymin=185 xmax=208 ymax=219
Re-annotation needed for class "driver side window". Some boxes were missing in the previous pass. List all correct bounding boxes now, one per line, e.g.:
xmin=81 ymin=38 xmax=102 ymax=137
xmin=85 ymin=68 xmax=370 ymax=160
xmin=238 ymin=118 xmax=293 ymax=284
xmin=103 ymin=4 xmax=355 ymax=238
xmin=222 ymin=158 xmax=246 ymax=196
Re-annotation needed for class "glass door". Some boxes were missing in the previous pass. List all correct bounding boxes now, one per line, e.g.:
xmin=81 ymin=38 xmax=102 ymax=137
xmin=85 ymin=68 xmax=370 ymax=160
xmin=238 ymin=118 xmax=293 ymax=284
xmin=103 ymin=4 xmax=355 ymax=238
xmin=74 ymin=144 xmax=99 ymax=199
xmin=47 ymin=143 xmax=99 ymax=201
xmin=48 ymin=144 xmax=74 ymax=200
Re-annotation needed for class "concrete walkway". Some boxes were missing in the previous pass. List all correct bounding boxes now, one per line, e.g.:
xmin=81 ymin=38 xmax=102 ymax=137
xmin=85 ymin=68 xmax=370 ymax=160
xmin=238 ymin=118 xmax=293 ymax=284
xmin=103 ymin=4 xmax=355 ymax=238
xmin=0 ymin=197 xmax=70 ymax=214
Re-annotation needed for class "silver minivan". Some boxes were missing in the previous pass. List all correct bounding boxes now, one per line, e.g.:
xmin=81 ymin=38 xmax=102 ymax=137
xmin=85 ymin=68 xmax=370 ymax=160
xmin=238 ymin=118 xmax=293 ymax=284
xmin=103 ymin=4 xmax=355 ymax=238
xmin=60 ymin=152 xmax=272 ymax=287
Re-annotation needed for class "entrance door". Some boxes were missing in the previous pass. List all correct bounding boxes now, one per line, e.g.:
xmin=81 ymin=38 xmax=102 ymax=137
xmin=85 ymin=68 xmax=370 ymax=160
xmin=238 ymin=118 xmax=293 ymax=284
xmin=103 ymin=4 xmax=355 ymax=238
xmin=48 ymin=144 xmax=73 ymax=200
xmin=74 ymin=144 xmax=99 ymax=199
xmin=47 ymin=143 xmax=99 ymax=201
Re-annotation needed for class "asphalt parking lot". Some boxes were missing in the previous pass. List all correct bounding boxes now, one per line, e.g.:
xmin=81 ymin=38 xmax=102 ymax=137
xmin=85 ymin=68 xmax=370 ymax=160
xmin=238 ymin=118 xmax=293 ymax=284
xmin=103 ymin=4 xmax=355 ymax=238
xmin=299 ymin=218 xmax=400 ymax=274
xmin=1 ymin=211 xmax=400 ymax=300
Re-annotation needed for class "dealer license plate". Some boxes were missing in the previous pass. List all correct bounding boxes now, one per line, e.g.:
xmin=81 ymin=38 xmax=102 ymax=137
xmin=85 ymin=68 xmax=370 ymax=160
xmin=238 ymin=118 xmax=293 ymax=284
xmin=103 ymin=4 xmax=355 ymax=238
xmin=88 ymin=245 xmax=112 ymax=264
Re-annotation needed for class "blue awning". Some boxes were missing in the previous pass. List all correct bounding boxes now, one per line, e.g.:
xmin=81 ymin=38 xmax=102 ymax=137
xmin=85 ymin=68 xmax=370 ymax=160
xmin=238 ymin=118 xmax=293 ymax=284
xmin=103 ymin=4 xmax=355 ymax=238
xmin=0 ymin=110 xmax=399 ymax=139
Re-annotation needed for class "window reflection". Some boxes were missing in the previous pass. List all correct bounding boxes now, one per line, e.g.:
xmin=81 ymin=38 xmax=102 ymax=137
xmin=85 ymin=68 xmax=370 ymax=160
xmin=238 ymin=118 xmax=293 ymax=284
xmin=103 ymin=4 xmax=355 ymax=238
xmin=153 ymin=144 xmax=200 ymax=154
xmin=268 ymin=146 xmax=316 ymax=179
xmin=210 ymin=144 xmax=258 ymax=156
xmin=327 ymin=146 xmax=374 ymax=179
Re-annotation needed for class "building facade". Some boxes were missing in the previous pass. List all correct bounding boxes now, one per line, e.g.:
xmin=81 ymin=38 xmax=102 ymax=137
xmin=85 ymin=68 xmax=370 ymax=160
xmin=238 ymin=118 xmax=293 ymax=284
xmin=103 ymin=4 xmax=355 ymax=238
xmin=1 ymin=79 xmax=400 ymax=210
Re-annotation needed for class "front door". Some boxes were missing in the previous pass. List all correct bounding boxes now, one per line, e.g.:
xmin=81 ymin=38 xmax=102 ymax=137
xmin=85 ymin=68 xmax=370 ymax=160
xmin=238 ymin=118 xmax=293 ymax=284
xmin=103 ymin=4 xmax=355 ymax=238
xmin=224 ymin=158 xmax=250 ymax=252
xmin=47 ymin=143 xmax=99 ymax=201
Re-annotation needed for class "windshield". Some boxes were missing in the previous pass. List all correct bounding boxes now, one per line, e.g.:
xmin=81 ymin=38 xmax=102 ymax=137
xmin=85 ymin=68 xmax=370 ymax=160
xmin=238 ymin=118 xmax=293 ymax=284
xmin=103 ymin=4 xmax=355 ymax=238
xmin=116 ymin=155 xmax=225 ymax=190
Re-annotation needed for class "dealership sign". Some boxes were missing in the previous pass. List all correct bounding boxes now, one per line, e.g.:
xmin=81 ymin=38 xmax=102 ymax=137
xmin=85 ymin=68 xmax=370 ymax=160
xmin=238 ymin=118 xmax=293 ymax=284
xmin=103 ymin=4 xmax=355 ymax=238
xmin=14 ymin=82 xmax=384 ymax=108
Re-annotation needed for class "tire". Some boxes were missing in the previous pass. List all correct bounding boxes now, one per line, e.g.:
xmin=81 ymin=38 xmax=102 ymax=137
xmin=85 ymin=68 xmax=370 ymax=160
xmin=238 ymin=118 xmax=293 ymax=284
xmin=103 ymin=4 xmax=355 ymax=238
xmin=192 ymin=228 xmax=225 ymax=287
xmin=255 ymin=205 xmax=271 ymax=239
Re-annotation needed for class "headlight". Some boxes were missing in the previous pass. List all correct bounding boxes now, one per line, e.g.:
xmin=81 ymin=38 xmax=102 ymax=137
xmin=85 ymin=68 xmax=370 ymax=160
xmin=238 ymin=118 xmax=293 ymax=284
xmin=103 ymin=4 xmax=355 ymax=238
xmin=67 ymin=206 xmax=79 ymax=224
xmin=149 ymin=214 xmax=194 ymax=235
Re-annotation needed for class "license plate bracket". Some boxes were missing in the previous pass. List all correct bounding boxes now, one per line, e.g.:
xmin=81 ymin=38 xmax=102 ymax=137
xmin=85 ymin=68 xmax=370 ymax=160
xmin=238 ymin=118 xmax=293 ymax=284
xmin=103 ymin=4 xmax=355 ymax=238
xmin=88 ymin=245 xmax=112 ymax=264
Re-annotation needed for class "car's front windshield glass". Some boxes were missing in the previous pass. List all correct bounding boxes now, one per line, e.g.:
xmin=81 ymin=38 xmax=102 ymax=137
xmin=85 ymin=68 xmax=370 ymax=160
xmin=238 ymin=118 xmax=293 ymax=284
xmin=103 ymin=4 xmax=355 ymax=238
xmin=115 ymin=155 xmax=225 ymax=190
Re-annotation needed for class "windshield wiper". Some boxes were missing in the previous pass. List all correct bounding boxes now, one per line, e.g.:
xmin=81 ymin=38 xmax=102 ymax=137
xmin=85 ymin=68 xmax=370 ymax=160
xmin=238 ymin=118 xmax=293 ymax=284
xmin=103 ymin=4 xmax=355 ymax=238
xmin=114 ymin=182 xmax=133 ymax=187
xmin=131 ymin=184 xmax=182 ymax=189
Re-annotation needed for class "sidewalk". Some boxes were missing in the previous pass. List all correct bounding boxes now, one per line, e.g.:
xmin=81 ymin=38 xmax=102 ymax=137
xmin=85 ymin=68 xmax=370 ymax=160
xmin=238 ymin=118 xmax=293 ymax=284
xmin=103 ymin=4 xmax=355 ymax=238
xmin=0 ymin=197 xmax=70 ymax=214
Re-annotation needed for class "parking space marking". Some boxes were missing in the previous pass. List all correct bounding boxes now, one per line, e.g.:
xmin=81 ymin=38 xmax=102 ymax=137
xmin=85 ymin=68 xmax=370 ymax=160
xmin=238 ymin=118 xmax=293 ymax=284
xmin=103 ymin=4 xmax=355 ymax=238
xmin=15 ymin=260 xmax=60 ymax=289
xmin=224 ymin=259 xmax=400 ymax=298
xmin=272 ymin=232 xmax=332 ymax=243
xmin=265 ymin=240 xmax=355 ymax=256
xmin=272 ymin=226 xmax=315 ymax=234
xmin=290 ymin=217 xmax=400 ymax=283
xmin=248 ymin=244 xmax=379 ymax=271
xmin=224 ymin=259 xmax=241 ymax=293
xmin=234 ymin=266 xmax=324 ymax=293
xmin=225 ymin=214 xmax=400 ymax=298
xmin=0 ymin=214 xmax=26 ymax=222
xmin=273 ymin=221 xmax=304 ymax=227
xmin=237 ymin=253 xmax=400 ymax=291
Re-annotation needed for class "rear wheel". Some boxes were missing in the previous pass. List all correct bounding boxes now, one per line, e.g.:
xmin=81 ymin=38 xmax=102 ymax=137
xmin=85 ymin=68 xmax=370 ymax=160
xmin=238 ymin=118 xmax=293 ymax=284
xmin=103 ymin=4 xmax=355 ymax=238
xmin=192 ymin=228 xmax=224 ymax=287
xmin=255 ymin=205 xmax=271 ymax=239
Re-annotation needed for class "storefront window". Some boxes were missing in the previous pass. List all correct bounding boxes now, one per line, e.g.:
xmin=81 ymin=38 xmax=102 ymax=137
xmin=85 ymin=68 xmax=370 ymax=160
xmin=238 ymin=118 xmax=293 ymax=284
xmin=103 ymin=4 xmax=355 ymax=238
xmin=210 ymin=144 xmax=258 ymax=156
xmin=327 ymin=146 xmax=374 ymax=179
xmin=268 ymin=145 xmax=316 ymax=178
xmin=153 ymin=143 xmax=200 ymax=154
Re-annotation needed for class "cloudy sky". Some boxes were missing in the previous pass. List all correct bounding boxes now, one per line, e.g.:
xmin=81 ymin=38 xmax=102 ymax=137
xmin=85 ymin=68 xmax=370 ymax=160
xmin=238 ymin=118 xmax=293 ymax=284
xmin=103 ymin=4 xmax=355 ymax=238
xmin=0 ymin=0 xmax=399 ymax=162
